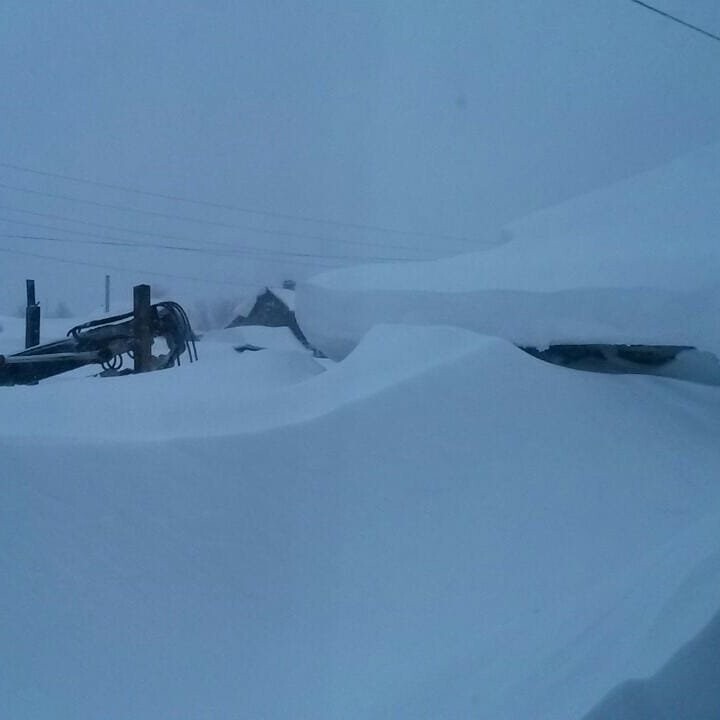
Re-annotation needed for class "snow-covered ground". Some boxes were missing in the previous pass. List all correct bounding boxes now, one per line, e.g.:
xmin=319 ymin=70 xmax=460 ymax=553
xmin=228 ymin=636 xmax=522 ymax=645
xmin=586 ymin=605 xmax=720 ymax=719
xmin=2 ymin=315 xmax=720 ymax=719
xmin=3 ymin=145 xmax=720 ymax=719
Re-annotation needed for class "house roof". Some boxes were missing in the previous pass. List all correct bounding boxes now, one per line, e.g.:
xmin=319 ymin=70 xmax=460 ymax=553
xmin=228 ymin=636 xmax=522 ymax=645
xmin=231 ymin=286 xmax=296 ymax=320
xmin=267 ymin=287 xmax=295 ymax=311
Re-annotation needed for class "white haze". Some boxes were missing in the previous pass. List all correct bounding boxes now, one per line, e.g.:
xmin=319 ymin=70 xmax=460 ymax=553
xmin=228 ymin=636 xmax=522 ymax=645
xmin=1 ymin=0 xmax=719 ymax=313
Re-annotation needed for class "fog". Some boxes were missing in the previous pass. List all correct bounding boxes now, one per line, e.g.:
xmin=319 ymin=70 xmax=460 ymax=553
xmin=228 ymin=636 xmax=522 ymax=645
xmin=1 ymin=0 xmax=719 ymax=314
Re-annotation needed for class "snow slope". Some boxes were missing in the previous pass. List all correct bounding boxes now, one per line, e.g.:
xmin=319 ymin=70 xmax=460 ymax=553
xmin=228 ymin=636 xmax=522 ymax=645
xmin=585 ymin=605 xmax=720 ymax=720
xmin=296 ymin=143 xmax=720 ymax=359
xmin=2 ymin=324 xmax=720 ymax=719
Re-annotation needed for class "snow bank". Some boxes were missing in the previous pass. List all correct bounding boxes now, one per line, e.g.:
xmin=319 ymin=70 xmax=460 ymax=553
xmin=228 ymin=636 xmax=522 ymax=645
xmin=586 ymin=605 xmax=720 ymax=719
xmin=296 ymin=143 xmax=720 ymax=359
xmin=3 ymin=324 xmax=720 ymax=719
xmin=0 ymin=325 xmax=485 ymax=441
xmin=201 ymin=325 xmax=305 ymax=352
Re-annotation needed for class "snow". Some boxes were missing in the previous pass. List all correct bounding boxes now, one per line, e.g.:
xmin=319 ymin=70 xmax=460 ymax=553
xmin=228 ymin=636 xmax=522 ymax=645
xmin=269 ymin=286 xmax=296 ymax=311
xmin=586 ymin=603 xmax=720 ymax=719
xmin=296 ymin=143 xmax=720 ymax=359
xmin=2 ymin=320 xmax=720 ymax=719
xmin=4 ymin=144 xmax=720 ymax=719
xmin=201 ymin=325 xmax=305 ymax=353
xmin=230 ymin=290 xmax=263 ymax=320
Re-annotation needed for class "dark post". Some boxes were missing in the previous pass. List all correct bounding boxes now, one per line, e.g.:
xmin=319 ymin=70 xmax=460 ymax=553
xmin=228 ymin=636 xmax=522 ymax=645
xmin=25 ymin=279 xmax=41 ymax=348
xmin=133 ymin=283 xmax=152 ymax=372
xmin=104 ymin=274 xmax=111 ymax=313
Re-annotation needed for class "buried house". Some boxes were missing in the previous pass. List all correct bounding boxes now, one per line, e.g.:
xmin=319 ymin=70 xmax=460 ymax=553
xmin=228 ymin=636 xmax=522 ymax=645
xmin=295 ymin=143 xmax=720 ymax=384
xmin=226 ymin=285 xmax=316 ymax=353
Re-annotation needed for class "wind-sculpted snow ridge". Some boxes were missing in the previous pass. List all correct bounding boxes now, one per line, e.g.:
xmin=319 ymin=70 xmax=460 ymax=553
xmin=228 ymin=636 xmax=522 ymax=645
xmin=0 ymin=324 xmax=490 ymax=441
xmin=585 ymin=604 xmax=720 ymax=719
xmin=296 ymin=143 xmax=720 ymax=360
xmin=3 ymin=324 xmax=720 ymax=719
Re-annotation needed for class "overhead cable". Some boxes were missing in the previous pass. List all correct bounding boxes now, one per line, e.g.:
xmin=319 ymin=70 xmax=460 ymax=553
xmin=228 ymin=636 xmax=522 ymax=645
xmin=0 ymin=214 xmax=416 ymax=264
xmin=0 ymin=161 xmax=478 ymax=245
xmin=0 ymin=245 xmax=262 ymax=288
xmin=628 ymin=0 xmax=720 ymax=44
xmin=0 ymin=231 xmax=342 ymax=271
xmin=0 ymin=181 xmax=442 ymax=255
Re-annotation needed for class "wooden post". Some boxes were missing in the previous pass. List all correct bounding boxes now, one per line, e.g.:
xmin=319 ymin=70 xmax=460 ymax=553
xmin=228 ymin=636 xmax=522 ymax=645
xmin=104 ymin=274 xmax=111 ymax=313
xmin=133 ymin=284 xmax=152 ymax=373
xmin=25 ymin=279 xmax=41 ymax=348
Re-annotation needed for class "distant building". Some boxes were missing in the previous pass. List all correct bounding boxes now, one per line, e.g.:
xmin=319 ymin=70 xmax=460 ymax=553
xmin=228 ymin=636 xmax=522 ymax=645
xmin=227 ymin=286 xmax=310 ymax=349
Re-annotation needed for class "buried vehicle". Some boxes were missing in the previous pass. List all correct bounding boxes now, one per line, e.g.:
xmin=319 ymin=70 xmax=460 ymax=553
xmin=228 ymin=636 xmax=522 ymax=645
xmin=518 ymin=342 xmax=720 ymax=385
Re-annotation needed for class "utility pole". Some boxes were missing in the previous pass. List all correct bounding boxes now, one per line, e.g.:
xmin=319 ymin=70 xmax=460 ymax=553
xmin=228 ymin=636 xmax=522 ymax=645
xmin=133 ymin=284 xmax=153 ymax=373
xmin=104 ymin=274 xmax=111 ymax=313
xmin=25 ymin=279 xmax=41 ymax=348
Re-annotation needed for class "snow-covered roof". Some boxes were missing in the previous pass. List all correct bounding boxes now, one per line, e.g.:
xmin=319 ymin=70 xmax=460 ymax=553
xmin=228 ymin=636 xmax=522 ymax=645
xmin=231 ymin=286 xmax=296 ymax=320
xmin=297 ymin=143 xmax=720 ymax=358
xmin=267 ymin=286 xmax=295 ymax=310
xmin=230 ymin=287 xmax=266 ymax=319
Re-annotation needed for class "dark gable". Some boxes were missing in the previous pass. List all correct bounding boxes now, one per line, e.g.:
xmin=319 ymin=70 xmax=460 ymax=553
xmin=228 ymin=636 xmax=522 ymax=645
xmin=228 ymin=288 xmax=310 ymax=349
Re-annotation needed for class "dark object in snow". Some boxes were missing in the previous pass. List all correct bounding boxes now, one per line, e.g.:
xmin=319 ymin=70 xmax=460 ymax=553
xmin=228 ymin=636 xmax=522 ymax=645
xmin=227 ymin=286 xmax=319 ymax=352
xmin=521 ymin=343 xmax=702 ymax=377
xmin=25 ymin=279 xmax=41 ymax=349
xmin=228 ymin=287 xmax=306 ymax=340
xmin=0 ymin=298 xmax=197 ymax=386
xmin=234 ymin=344 xmax=263 ymax=353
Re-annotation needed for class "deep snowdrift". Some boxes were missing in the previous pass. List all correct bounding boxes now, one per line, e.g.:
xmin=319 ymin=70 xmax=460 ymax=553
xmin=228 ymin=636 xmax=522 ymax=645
xmin=3 ymin=324 xmax=720 ymax=719
xmin=296 ymin=143 xmax=720 ymax=359
xmin=585 ymin=605 xmax=720 ymax=719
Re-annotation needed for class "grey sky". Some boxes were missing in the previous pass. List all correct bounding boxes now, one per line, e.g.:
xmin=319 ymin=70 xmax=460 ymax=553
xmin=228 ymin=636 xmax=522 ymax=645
xmin=1 ymin=0 xmax=719 ymax=314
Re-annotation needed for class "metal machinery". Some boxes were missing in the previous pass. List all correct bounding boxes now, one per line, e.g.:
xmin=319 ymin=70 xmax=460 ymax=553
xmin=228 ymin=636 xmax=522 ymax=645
xmin=0 ymin=294 xmax=197 ymax=387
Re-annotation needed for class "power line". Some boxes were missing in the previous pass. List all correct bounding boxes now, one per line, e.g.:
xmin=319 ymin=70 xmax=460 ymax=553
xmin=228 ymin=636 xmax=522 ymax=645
xmin=628 ymin=0 xmax=720 ymax=44
xmin=0 ymin=212 xmax=412 ymax=264
xmin=0 ymin=229 xmax=341 ymax=270
xmin=0 ymin=205 xmax=421 ymax=263
xmin=0 ymin=181 xmax=436 ymax=255
xmin=0 ymin=160 xmax=478 ymax=246
xmin=0 ymin=245 xmax=261 ymax=288
xmin=0 ymin=203 xmax=218 ymax=246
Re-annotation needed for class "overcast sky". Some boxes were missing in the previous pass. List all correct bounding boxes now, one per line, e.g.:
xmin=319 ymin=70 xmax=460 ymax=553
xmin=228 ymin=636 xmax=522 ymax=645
xmin=1 ymin=0 xmax=719 ymax=315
